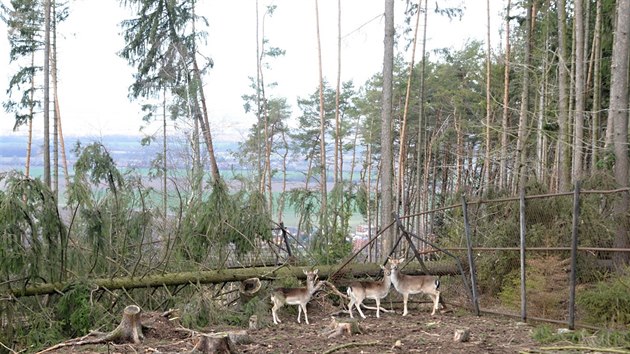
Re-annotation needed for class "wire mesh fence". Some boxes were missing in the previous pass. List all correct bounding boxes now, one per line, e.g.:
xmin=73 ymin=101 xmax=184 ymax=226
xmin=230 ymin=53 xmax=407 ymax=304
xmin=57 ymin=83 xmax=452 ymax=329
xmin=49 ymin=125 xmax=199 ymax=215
xmin=381 ymin=185 xmax=630 ymax=329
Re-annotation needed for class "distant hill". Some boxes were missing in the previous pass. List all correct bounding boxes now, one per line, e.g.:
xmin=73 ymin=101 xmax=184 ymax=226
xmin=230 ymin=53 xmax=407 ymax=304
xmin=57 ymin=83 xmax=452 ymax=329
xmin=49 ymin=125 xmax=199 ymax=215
xmin=0 ymin=134 xmax=241 ymax=170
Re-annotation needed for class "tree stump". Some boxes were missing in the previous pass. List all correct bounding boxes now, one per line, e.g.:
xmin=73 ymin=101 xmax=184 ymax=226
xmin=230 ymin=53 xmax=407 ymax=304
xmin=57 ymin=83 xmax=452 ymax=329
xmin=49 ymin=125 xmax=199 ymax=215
xmin=249 ymin=315 xmax=259 ymax=330
xmin=109 ymin=304 xmax=144 ymax=344
xmin=238 ymin=277 xmax=262 ymax=308
xmin=453 ymin=328 xmax=470 ymax=343
xmin=192 ymin=333 xmax=235 ymax=354
xmin=228 ymin=330 xmax=252 ymax=345
xmin=323 ymin=317 xmax=363 ymax=338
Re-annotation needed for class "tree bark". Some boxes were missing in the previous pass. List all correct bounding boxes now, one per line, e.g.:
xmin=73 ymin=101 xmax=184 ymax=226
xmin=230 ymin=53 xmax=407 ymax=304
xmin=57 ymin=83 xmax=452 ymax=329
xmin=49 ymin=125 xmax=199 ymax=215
xmin=483 ymin=0 xmax=492 ymax=195
xmin=398 ymin=0 xmax=421 ymax=214
xmin=499 ymin=0 xmax=511 ymax=191
xmin=6 ymin=261 xmax=462 ymax=298
xmin=381 ymin=0 xmax=395 ymax=258
xmin=590 ymin=0 xmax=602 ymax=174
xmin=515 ymin=3 xmax=533 ymax=192
xmin=192 ymin=333 xmax=236 ymax=354
xmin=557 ymin=0 xmax=571 ymax=191
xmin=314 ymin=0 xmax=329 ymax=239
xmin=43 ymin=0 xmax=51 ymax=189
xmin=573 ymin=0 xmax=585 ymax=183
xmin=609 ymin=0 xmax=630 ymax=267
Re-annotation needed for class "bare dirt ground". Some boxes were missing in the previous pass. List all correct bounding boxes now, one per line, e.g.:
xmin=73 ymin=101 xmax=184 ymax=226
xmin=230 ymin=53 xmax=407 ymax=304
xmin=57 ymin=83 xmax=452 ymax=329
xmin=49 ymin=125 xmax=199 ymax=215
xmin=40 ymin=299 xmax=540 ymax=354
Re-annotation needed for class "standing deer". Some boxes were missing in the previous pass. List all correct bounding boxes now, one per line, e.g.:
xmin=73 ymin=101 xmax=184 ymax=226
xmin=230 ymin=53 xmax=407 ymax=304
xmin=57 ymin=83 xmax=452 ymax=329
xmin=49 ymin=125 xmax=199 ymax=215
xmin=388 ymin=257 xmax=441 ymax=316
xmin=346 ymin=264 xmax=392 ymax=318
xmin=271 ymin=269 xmax=322 ymax=324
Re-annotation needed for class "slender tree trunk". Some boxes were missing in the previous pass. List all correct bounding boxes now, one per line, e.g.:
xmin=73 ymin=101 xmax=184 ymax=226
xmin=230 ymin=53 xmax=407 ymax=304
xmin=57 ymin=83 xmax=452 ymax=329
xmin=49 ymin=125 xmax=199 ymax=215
xmin=255 ymin=0 xmax=264 ymax=191
xmin=277 ymin=131 xmax=288 ymax=223
xmin=314 ymin=0 xmax=328 ymax=240
xmin=499 ymin=0 xmax=511 ymax=191
xmin=414 ymin=0 xmax=428 ymax=238
xmin=52 ymin=0 xmax=58 ymax=197
xmin=536 ymin=55 xmax=547 ymax=182
xmin=483 ymin=0 xmax=492 ymax=195
xmin=455 ymin=110 xmax=463 ymax=193
xmin=557 ymin=0 xmax=571 ymax=191
xmin=163 ymin=90 xmax=168 ymax=214
xmin=191 ymin=109 xmax=201 ymax=198
xmin=51 ymin=0 xmax=69 ymax=188
xmin=334 ymin=0 xmax=342 ymax=185
xmin=381 ymin=0 xmax=395 ymax=258
xmin=573 ymin=0 xmax=585 ymax=183
xmin=590 ymin=0 xmax=602 ymax=173
xmin=515 ymin=3 xmax=533 ymax=192
xmin=397 ymin=0 xmax=421 ymax=215
xmin=608 ymin=0 xmax=630 ymax=267
xmin=333 ymin=0 xmax=343 ymax=232
xmin=43 ymin=0 xmax=51 ymax=188
xmin=26 ymin=51 xmax=35 ymax=178
xmin=255 ymin=5 xmax=273 ymax=212
xmin=192 ymin=61 xmax=220 ymax=183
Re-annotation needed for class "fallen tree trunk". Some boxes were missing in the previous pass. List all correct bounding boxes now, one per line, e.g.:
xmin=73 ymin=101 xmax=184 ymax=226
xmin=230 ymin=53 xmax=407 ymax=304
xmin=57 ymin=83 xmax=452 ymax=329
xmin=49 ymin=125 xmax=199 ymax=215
xmin=6 ymin=260 xmax=463 ymax=298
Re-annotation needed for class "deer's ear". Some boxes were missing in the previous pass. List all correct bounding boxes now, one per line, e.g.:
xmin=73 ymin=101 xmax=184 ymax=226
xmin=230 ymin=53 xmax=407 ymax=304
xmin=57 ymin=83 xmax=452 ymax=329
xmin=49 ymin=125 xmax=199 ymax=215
xmin=313 ymin=269 xmax=319 ymax=275
xmin=380 ymin=264 xmax=385 ymax=270
xmin=303 ymin=269 xmax=308 ymax=275
xmin=399 ymin=258 xmax=405 ymax=263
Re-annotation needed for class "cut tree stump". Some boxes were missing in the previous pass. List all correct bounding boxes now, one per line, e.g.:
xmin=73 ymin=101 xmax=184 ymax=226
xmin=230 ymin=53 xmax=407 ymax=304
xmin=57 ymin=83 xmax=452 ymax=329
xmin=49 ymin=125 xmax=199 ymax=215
xmin=192 ymin=333 xmax=235 ymax=354
xmin=453 ymin=328 xmax=470 ymax=342
xmin=110 ymin=304 xmax=144 ymax=343
xmin=248 ymin=315 xmax=259 ymax=330
xmin=227 ymin=330 xmax=252 ymax=345
xmin=323 ymin=317 xmax=363 ymax=338
xmin=238 ymin=277 xmax=262 ymax=308
xmin=36 ymin=305 xmax=145 ymax=354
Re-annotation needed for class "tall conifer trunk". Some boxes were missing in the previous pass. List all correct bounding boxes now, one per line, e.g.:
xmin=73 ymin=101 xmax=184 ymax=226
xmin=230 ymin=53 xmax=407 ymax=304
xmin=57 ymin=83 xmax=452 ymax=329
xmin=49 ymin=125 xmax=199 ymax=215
xmin=380 ymin=0 xmax=395 ymax=258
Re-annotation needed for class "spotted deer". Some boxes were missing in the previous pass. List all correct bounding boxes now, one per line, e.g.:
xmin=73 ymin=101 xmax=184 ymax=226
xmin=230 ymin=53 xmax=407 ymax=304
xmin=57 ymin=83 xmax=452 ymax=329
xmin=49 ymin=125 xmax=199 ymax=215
xmin=346 ymin=264 xmax=392 ymax=318
xmin=271 ymin=269 xmax=323 ymax=324
xmin=388 ymin=257 xmax=441 ymax=316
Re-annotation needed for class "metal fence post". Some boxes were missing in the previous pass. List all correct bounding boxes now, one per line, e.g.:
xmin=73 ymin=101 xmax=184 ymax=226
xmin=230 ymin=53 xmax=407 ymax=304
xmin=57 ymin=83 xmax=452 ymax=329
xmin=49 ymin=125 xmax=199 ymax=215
xmin=568 ymin=181 xmax=581 ymax=330
xmin=462 ymin=196 xmax=480 ymax=316
xmin=519 ymin=187 xmax=527 ymax=322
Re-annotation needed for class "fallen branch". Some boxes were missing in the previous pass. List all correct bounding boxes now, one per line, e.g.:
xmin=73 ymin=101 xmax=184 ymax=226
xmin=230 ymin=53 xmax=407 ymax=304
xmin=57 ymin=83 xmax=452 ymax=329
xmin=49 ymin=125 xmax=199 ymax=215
xmin=360 ymin=304 xmax=393 ymax=313
xmin=321 ymin=280 xmax=349 ymax=300
xmin=322 ymin=341 xmax=381 ymax=354
xmin=536 ymin=345 xmax=630 ymax=353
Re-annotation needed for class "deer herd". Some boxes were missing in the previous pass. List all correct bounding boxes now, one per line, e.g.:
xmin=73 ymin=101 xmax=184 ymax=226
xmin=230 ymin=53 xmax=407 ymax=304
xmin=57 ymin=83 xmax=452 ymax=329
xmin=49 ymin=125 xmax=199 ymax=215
xmin=270 ymin=257 xmax=443 ymax=325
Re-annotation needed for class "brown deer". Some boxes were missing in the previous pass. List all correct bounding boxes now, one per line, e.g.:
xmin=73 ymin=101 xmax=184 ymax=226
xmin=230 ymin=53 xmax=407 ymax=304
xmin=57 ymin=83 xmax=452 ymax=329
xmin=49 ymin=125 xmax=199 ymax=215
xmin=388 ymin=257 xmax=441 ymax=316
xmin=271 ymin=269 xmax=323 ymax=324
xmin=346 ymin=264 xmax=392 ymax=318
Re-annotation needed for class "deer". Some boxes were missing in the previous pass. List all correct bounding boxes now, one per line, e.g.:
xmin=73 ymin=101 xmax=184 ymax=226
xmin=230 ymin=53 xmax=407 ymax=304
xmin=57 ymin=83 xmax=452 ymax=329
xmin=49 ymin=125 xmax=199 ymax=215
xmin=271 ymin=269 xmax=323 ymax=325
xmin=388 ymin=257 xmax=441 ymax=316
xmin=346 ymin=264 xmax=392 ymax=319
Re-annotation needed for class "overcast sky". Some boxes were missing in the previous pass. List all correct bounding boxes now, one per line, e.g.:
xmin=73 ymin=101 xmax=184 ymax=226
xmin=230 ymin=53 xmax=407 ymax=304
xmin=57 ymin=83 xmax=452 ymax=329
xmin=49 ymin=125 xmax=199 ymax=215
xmin=0 ymin=0 xmax=498 ymax=140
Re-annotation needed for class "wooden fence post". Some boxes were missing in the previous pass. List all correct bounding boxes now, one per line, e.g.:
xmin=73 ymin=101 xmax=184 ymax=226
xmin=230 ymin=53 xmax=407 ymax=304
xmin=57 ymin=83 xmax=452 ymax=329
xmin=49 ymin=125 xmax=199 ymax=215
xmin=462 ymin=196 xmax=480 ymax=316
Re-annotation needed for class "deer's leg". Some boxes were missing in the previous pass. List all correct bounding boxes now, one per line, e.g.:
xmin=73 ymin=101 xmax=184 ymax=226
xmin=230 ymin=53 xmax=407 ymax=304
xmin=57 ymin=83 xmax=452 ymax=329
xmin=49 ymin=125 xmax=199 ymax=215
xmin=348 ymin=297 xmax=356 ymax=318
xmin=402 ymin=293 xmax=409 ymax=316
xmin=431 ymin=291 xmax=440 ymax=316
xmin=297 ymin=305 xmax=302 ymax=323
xmin=272 ymin=305 xmax=281 ymax=324
xmin=302 ymin=304 xmax=309 ymax=324
xmin=356 ymin=300 xmax=366 ymax=319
